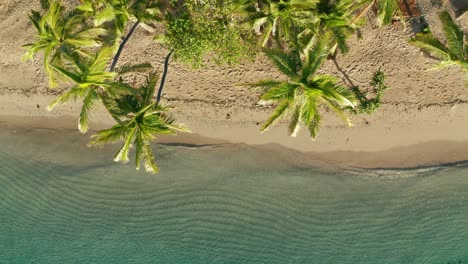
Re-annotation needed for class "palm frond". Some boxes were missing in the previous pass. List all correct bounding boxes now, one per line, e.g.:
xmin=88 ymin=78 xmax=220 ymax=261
xmin=73 ymin=28 xmax=108 ymax=40
xmin=94 ymin=4 xmax=116 ymax=27
xmin=40 ymin=0 xmax=50 ymax=10
xmin=331 ymin=27 xmax=349 ymax=53
xmin=243 ymin=80 xmax=284 ymax=93
xmin=298 ymin=97 xmax=320 ymax=138
xmin=116 ymin=62 xmax=153 ymax=75
xmin=89 ymin=124 xmax=129 ymax=146
xmin=312 ymin=75 xmax=356 ymax=107
xmin=140 ymin=139 xmax=159 ymax=174
xmin=134 ymin=132 xmax=144 ymax=170
xmin=377 ymin=0 xmax=401 ymax=26
xmin=28 ymin=10 xmax=43 ymax=31
xmin=307 ymin=113 xmax=321 ymax=139
xmin=261 ymin=82 xmax=298 ymax=101
xmin=114 ymin=126 xmax=137 ymax=163
xmin=409 ymin=34 xmax=450 ymax=61
xmin=261 ymin=100 xmax=291 ymax=132
xmin=139 ymin=71 xmax=158 ymax=105
xmin=47 ymin=86 xmax=85 ymax=111
xmin=439 ymin=11 xmax=465 ymax=60
xmin=322 ymin=98 xmax=353 ymax=126
xmin=100 ymin=81 xmax=133 ymax=98
xmin=90 ymin=46 xmax=114 ymax=72
xmin=50 ymin=64 xmax=83 ymax=83
xmin=264 ymin=49 xmax=300 ymax=79
xmin=288 ymin=105 xmax=301 ymax=137
xmin=78 ymin=89 xmax=99 ymax=133
xmin=302 ymin=32 xmax=332 ymax=79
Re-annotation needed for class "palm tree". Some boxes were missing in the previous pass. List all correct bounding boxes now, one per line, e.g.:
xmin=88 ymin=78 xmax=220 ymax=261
xmin=47 ymin=46 xmax=134 ymax=133
xmin=89 ymin=72 xmax=189 ymax=174
xmin=23 ymin=1 xmax=107 ymax=86
xmin=235 ymin=0 xmax=318 ymax=47
xmin=247 ymin=33 xmax=356 ymax=138
xmin=409 ymin=11 xmax=467 ymax=83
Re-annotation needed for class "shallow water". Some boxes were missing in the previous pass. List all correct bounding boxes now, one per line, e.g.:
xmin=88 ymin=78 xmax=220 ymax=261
xmin=1 ymin=128 xmax=468 ymax=263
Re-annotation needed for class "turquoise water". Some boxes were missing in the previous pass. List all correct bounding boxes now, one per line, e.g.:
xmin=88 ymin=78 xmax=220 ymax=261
xmin=1 ymin=127 xmax=468 ymax=263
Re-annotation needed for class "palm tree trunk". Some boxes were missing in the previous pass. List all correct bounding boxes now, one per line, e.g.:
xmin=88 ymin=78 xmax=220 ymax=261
xmin=156 ymin=50 xmax=174 ymax=106
xmin=330 ymin=55 xmax=355 ymax=87
xmin=110 ymin=21 xmax=140 ymax=72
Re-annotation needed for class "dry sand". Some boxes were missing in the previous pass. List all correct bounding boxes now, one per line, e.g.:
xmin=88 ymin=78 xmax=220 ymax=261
xmin=1 ymin=0 xmax=468 ymax=169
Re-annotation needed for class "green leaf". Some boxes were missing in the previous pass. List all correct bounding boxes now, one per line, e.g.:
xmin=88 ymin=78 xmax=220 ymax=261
xmin=303 ymin=32 xmax=332 ymax=79
xmin=288 ymin=105 xmax=301 ymax=137
xmin=409 ymin=34 xmax=450 ymax=61
xmin=264 ymin=49 xmax=300 ymax=79
xmin=377 ymin=0 xmax=401 ymax=26
xmin=307 ymin=113 xmax=321 ymax=139
xmin=47 ymin=86 xmax=85 ymax=111
xmin=439 ymin=11 xmax=465 ymax=60
xmin=50 ymin=64 xmax=83 ymax=83
xmin=89 ymin=124 xmax=129 ymax=146
xmin=94 ymin=5 xmax=116 ymax=27
xmin=78 ymin=89 xmax=98 ymax=133
xmin=261 ymin=82 xmax=297 ymax=101
xmin=116 ymin=62 xmax=153 ymax=75
xmin=142 ymin=140 xmax=159 ymax=174
xmin=140 ymin=71 xmax=158 ymax=105
xmin=39 ymin=0 xmax=50 ymax=10
xmin=261 ymin=100 xmax=291 ymax=132
xmin=114 ymin=126 xmax=137 ymax=163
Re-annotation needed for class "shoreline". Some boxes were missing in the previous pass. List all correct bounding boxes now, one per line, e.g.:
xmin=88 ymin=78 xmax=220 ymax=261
xmin=2 ymin=93 xmax=468 ymax=170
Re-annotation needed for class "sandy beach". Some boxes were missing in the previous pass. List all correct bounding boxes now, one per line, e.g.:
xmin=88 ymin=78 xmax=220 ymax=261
xmin=1 ymin=0 xmax=468 ymax=169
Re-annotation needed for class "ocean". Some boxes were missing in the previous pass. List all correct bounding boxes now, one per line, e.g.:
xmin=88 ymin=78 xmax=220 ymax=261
xmin=1 ymin=127 xmax=467 ymax=263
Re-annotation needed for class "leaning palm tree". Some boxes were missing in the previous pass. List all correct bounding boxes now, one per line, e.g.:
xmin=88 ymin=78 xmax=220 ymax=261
xmin=409 ymin=11 xmax=467 ymax=83
xmin=89 ymin=72 xmax=189 ymax=174
xmin=23 ymin=1 xmax=106 ymax=86
xmin=47 ymin=46 xmax=134 ymax=133
xmin=247 ymin=33 xmax=356 ymax=138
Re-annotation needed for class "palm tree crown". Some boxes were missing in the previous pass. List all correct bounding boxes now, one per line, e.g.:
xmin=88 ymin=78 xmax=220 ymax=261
xmin=247 ymin=33 xmax=356 ymax=138
xmin=90 ymin=72 xmax=189 ymax=174
xmin=236 ymin=0 xmax=318 ymax=47
xmin=23 ymin=1 xmax=106 ymax=86
xmin=409 ymin=11 xmax=467 ymax=83
xmin=47 ymin=46 xmax=133 ymax=133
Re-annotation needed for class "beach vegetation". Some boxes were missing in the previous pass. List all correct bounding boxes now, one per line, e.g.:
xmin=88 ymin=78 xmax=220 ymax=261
xmin=89 ymin=71 xmax=188 ymax=173
xmin=23 ymin=0 xmax=405 ymax=173
xmin=22 ymin=1 xmax=107 ymax=86
xmin=158 ymin=0 xmax=256 ymax=67
xmin=246 ymin=33 xmax=356 ymax=139
xmin=348 ymin=70 xmax=389 ymax=114
xmin=409 ymin=11 xmax=467 ymax=84
xmin=23 ymin=0 xmax=190 ymax=173
xmin=233 ymin=0 xmax=318 ymax=48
